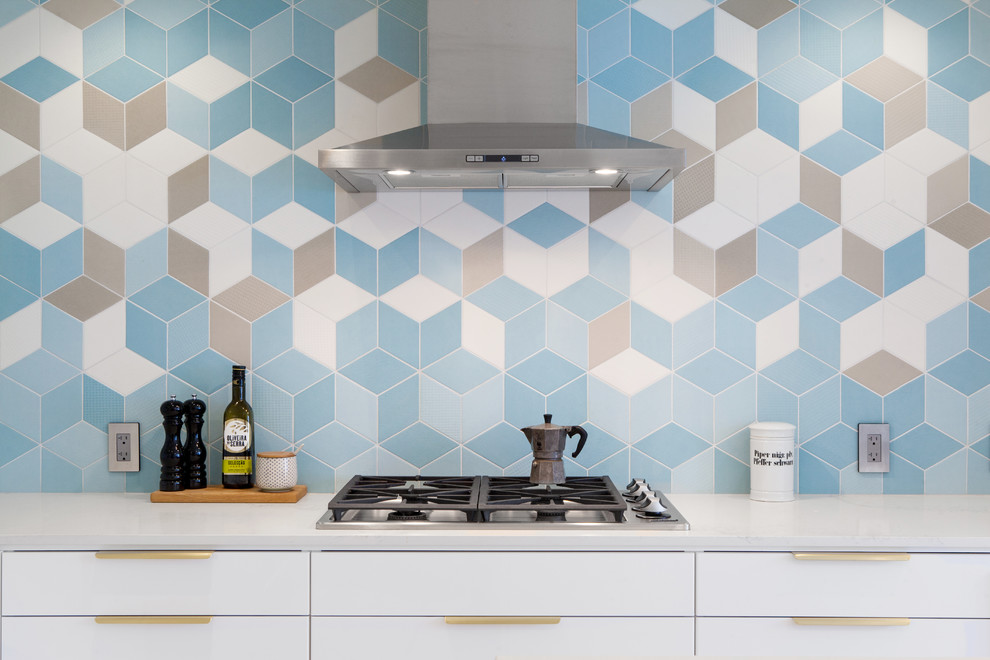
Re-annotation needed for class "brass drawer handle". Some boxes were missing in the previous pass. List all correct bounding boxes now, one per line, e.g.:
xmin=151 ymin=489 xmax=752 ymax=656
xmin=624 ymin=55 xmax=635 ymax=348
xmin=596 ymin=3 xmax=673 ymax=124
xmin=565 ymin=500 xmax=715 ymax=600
xmin=95 ymin=616 xmax=213 ymax=625
xmin=94 ymin=551 xmax=215 ymax=560
xmin=792 ymin=552 xmax=910 ymax=561
xmin=793 ymin=617 xmax=910 ymax=626
xmin=444 ymin=616 xmax=561 ymax=625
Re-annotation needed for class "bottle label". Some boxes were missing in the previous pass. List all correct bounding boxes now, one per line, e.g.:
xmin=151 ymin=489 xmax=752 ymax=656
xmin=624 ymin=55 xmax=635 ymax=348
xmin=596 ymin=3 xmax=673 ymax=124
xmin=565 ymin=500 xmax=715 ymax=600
xmin=223 ymin=419 xmax=251 ymax=453
xmin=222 ymin=457 xmax=252 ymax=475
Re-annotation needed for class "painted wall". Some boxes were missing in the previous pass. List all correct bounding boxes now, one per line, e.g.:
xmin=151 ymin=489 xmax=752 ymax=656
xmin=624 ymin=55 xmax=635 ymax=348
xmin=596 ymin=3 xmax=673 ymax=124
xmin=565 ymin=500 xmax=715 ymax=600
xmin=1 ymin=0 xmax=989 ymax=494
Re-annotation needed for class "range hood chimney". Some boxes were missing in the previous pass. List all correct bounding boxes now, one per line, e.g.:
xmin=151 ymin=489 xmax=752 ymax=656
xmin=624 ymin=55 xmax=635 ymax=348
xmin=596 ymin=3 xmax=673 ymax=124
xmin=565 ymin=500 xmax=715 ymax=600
xmin=319 ymin=0 xmax=686 ymax=193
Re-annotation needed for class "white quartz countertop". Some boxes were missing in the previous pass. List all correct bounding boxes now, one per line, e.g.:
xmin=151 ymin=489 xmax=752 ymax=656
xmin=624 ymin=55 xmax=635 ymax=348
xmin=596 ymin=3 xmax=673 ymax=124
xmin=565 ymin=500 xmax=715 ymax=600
xmin=1 ymin=492 xmax=989 ymax=551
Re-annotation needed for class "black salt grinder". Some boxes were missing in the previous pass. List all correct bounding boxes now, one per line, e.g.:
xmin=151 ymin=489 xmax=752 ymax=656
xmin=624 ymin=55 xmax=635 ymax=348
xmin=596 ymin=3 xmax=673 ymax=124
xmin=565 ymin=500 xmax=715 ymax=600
xmin=183 ymin=394 xmax=208 ymax=489
xmin=159 ymin=395 xmax=185 ymax=492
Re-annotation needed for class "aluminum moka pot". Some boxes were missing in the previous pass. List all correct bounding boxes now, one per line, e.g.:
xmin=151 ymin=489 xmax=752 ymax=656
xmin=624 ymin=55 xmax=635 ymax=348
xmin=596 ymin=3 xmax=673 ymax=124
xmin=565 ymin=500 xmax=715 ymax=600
xmin=520 ymin=414 xmax=589 ymax=485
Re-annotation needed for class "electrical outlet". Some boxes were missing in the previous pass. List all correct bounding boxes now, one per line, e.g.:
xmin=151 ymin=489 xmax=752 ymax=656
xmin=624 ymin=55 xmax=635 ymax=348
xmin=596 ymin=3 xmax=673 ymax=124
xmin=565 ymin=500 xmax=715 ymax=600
xmin=108 ymin=422 xmax=140 ymax=472
xmin=858 ymin=423 xmax=890 ymax=473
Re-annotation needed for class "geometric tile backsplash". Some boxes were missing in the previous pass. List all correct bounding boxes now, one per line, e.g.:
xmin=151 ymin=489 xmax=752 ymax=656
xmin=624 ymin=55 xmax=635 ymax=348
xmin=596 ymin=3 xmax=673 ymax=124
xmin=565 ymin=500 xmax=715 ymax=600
xmin=1 ymin=0 xmax=989 ymax=495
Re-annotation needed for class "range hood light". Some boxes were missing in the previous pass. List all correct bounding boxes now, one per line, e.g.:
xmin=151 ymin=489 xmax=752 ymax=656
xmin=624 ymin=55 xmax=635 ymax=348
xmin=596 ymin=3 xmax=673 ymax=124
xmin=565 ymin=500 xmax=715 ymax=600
xmin=387 ymin=169 xmax=412 ymax=176
xmin=594 ymin=169 xmax=619 ymax=175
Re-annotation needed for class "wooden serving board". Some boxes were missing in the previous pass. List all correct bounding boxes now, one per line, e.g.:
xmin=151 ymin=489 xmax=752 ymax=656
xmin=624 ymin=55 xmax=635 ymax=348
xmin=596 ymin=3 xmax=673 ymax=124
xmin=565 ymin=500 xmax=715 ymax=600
xmin=150 ymin=484 xmax=307 ymax=503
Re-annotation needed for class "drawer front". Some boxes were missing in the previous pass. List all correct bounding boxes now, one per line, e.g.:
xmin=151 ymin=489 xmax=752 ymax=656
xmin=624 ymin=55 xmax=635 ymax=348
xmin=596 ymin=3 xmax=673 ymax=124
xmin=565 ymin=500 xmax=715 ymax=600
xmin=697 ymin=552 xmax=990 ymax=617
xmin=312 ymin=551 xmax=694 ymax=616
xmin=2 ymin=616 xmax=308 ymax=660
xmin=1 ymin=551 xmax=308 ymax=615
xmin=312 ymin=616 xmax=694 ymax=659
xmin=697 ymin=617 xmax=990 ymax=657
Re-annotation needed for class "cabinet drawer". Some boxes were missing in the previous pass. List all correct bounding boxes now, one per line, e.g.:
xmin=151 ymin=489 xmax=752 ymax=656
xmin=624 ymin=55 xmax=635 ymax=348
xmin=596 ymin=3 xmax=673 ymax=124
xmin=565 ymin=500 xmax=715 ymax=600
xmin=2 ymin=616 xmax=308 ymax=660
xmin=697 ymin=552 xmax=990 ymax=617
xmin=1 ymin=551 xmax=308 ymax=615
xmin=697 ymin=617 xmax=990 ymax=657
xmin=312 ymin=551 xmax=694 ymax=616
xmin=312 ymin=616 xmax=694 ymax=659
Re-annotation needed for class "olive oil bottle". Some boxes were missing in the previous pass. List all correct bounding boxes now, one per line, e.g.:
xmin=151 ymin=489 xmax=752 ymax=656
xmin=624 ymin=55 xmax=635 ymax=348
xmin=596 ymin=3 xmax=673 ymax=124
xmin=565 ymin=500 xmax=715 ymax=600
xmin=222 ymin=365 xmax=254 ymax=488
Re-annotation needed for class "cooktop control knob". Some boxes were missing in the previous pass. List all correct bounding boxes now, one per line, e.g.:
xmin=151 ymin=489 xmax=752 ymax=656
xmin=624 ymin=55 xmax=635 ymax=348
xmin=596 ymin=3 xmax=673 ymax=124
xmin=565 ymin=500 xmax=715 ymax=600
xmin=632 ymin=495 xmax=668 ymax=517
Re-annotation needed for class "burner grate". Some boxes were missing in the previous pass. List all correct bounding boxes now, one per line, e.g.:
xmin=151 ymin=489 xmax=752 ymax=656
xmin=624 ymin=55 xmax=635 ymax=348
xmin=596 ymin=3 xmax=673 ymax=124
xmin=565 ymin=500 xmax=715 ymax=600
xmin=328 ymin=475 xmax=481 ymax=521
xmin=479 ymin=476 xmax=627 ymax=522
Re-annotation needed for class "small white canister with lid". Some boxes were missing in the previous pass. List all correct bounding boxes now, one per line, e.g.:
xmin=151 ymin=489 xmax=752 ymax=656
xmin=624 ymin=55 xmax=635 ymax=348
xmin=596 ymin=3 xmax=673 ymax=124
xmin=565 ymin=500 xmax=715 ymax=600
xmin=749 ymin=421 xmax=796 ymax=502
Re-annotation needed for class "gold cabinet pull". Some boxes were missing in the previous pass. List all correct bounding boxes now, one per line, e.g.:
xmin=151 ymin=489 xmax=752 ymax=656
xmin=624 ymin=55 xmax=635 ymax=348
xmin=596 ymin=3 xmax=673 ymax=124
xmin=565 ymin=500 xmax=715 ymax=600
xmin=94 ymin=551 xmax=214 ymax=560
xmin=444 ymin=616 xmax=561 ymax=625
xmin=95 ymin=616 xmax=213 ymax=625
xmin=792 ymin=552 xmax=909 ymax=561
xmin=793 ymin=617 xmax=910 ymax=626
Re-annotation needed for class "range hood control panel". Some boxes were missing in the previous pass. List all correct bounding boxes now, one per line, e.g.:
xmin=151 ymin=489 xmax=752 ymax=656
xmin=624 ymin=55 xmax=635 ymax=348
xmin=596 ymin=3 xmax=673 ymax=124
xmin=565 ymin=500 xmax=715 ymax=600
xmin=465 ymin=154 xmax=540 ymax=162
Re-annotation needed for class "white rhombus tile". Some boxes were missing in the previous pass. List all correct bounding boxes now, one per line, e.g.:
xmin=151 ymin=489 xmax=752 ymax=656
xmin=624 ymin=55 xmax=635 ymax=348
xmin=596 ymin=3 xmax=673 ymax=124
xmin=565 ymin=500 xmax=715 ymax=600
xmin=336 ymin=201 xmax=417 ymax=250
xmin=210 ymin=128 xmax=289 ymax=177
xmin=46 ymin=129 xmax=124 ymax=220
xmin=504 ymin=190 xmax=549 ymax=223
xmin=840 ymin=156 xmax=885 ymax=223
xmin=0 ymin=301 xmax=41 ymax=370
xmin=380 ymin=275 xmax=460 ymax=323
xmin=591 ymin=202 xmax=669 ymax=248
xmin=0 ymin=11 xmax=39 ymax=78
xmin=545 ymin=228 xmax=590 ymax=297
xmin=503 ymin=228 xmax=551 ymax=296
xmin=293 ymin=301 xmax=336 ymax=369
xmin=714 ymin=8 xmax=757 ymax=77
xmin=972 ymin=93 xmax=990 ymax=149
xmin=420 ymin=191 xmax=462 ymax=223
xmin=633 ymin=0 xmax=711 ymax=29
xmin=591 ymin=348 xmax=670 ymax=396
xmin=425 ymin=202 xmax=502 ymax=249
xmin=630 ymin=229 xmax=674 ymax=296
xmin=676 ymin=203 xmax=752 ymax=249
xmin=39 ymin=81 xmax=81 ymax=150
xmin=883 ymin=7 xmax=927 ymax=77
xmin=0 ymin=130 xmax=37 ymax=173
xmin=377 ymin=81 xmax=420 ymax=137
xmin=375 ymin=190 xmax=421 ymax=222
xmin=840 ymin=302 xmax=883 ymax=371
xmin=253 ymin=202 xmax=330 ymax=249
xmin=755 ymin=300 xmax=799 ymax=370
xmin=799 ymin=82 xmax=842 ymax=152
xmin=82 ymin=300 xmax=124 ymax=369
xmin=40 ymin=9 xmax=83 ymax=78
xmin=462 ymin=301 xmax=505 ymax=370
xmin=168 ymin=55 xmax=248 ymax=103
xmin=294 ymin=274 xmax=376 ymax=323
xmin=85 ymin=348 xmax=164 ymax=396
xmin=672 ymin=82 xmax=716 ymax=151
xmin=634 ymin=275 xmax=712 ymax=323
xmin=925 ymin=227 xmax=969 ymax=296
xmin=2 ymin=202 xmax=78 ymax=248
xmin=844 ymin=202 xmax=923 ymax=250
xmin=548 ymin=190 xmax=590 ymax=225
xmin=333 ymin=83 xmax=378 ymax=144
xmin=333 ymin=9 xmax=377 ymax=78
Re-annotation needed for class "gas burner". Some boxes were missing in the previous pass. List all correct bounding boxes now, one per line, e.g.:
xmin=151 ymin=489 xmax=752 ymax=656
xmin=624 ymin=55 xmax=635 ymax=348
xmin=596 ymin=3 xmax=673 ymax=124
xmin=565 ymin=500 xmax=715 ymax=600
xmin=636 ymin=511 xmax=672 ymax=520
xmin=535 ymin=510 xmax=567 ymax=522
xmin=390 ymin=479 xmax=440 ymax=494
xmin=387 ymin=510 xmax=428 ymax=521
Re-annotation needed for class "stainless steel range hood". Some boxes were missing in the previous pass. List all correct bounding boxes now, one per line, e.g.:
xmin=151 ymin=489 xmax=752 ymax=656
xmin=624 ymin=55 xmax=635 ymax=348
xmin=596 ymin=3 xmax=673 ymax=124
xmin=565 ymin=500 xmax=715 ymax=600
xmin=319 ymin=0 xmax=685 ymax=193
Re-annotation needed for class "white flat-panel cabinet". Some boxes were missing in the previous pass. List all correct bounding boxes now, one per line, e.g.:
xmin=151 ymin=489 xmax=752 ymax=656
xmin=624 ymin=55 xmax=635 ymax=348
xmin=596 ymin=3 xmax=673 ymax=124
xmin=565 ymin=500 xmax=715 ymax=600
xmin=697 ymin=617 xmax=990 ymax=657
xmin=312 ymin=616 xmax=695 ymax=660
xmin=2 ymin=616 xmax=308 ymax=660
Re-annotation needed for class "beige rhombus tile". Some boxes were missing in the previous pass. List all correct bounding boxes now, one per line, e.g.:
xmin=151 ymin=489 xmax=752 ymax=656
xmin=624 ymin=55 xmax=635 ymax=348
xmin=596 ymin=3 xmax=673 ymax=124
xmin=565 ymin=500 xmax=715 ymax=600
xmin=168 ymin=155 xmax=209 ymax=223
xmin=335 ymin=190 xmax=376 ymax=222
xmin=338 ymin=56 xmax=418 ymax=103
xmin=125 ymin=82 xmax=166 ymax=149
xmin=213 ymin=276 xmax=290 ymax=322
xmin=589 ymin=190 xmax=630 ymax=224
xmin=884 ymin=82 xmax=925 ymax=149
xmin=927 ymin=157 xmax=968 ymax=223
xmin=0 ymin=156 xmax=40 ymax=223
xmin=0 ymin=83 xmax=40 ymax=150
xmin=930 ymin=203 xmax=990 ymax=249
xmin=673 ymin=156 xmax=715 ymax=223
xmin=659 ymin=130 xmax=712 ymax=170
xmin=716 ymin=82 xmax=757 ymax=150
xmin=210 ymin=301 xmax=251 ymax=368
xmin=718 ymin=0 xmax=796 ymax=29
xmin=463 ymin=229 xmax=504 ymax=296
xmin=973 ymin=287 xmax=990 ymax=313
xmin=168 ymin=229 xmax=209 ymax=296
xmin=846 ymin=57 xmax=923 ymax=103
xmin=42 ymin=0 xmax=119 ymax=29
xmin=673 ymin=228 xmax=715 ymax=296
xmin=844 ymin=350 xmax=922 ymax=396
xmin=800 ymin=156 xmax=840 ymax=223
xmin=44 ymin=276 xmax=121 ymax=322
xmin=589 ymin=302 xmax=630 ymax=370
xmin=631 ymin=83 xmax=672 ymax=141
xmin=294 ymin=229 xmax=335 ymax=296
xmin=84 ymin=229 xmax=125 ymax=296
xmin=715 ymin=229 xmax=756 ymax=297
xmin=842 ymin=229 xmax=884 ymax=297
xmin=83 ymin=83 xmax=124 ymax=150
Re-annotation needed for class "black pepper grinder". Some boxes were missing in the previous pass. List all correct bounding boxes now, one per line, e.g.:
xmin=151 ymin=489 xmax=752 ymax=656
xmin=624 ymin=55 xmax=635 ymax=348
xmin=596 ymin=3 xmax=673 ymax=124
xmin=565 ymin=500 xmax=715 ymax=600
xmin=183 ymin=394 xmax=207 ymax=489
xmin=159 ymin=395 xmax=185 ymax=492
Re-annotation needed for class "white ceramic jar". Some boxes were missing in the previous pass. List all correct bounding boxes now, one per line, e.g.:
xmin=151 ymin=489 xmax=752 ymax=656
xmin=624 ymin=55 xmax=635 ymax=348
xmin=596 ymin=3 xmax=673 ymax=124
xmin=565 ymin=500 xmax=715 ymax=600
xmin=748 ymin=422 xmax=796 ymax=502
xmin=256 ymin=451 xmax=298 ymax=492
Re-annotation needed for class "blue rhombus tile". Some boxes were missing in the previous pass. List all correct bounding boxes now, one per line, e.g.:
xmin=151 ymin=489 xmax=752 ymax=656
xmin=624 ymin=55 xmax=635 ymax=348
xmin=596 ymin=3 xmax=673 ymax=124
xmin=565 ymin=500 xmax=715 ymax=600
xmin=803 ymin=0 xmax=879 ymax=29
xmin=130 ymin=277 xmax=205 ymax=321
xmin=677 ymin=350 xmax=752 ymax=395
xmin=887 ymin=0 xmax=967 ymax=29
xmin=424 ymin=349 xmax=499 ymax=395
xmin=761 ymin=204 xmax=837 ymax=249
xmin=466 ymin=422 xmax=532 ymax=468
xmin=508 ymin=203 xmax=585 ymax=249
xmin=762 ymin=350 xmax=837 ymax=395
xmin=338 ymin=348 xmax=415 ymax=395
xmin=930 ymin=56 xmax=990 ymax=103
xmin=802 ymin=423 xmax=857 ymax=469
xmin=382 ymin=422 xmax=457 ymax=467
xmin=592 ymin=57 xmax=670 ymax=102
xmin=254 ymin=56 xmax=331 ymax=102
xmin=255 ymin=349 xmax=330 ymax=395
xmin=212 ymin=0 xmax=289 ymax=29
xmin=1 ymin=57 xmax=77 ymax=102
xmin=929 ymin=350 xmax=990 ymax=396
xmin=761 ymin=56 xmax=837 ymax=103
xmin=2 ymin=350 xmax=78 ymax=395
xmin=676 ymin=57 xmax=752 ymax=102
xmin=467 ymin=277 xmax=542 ymax=322
xmin=717 ymin=277 xmax=795 ymax=322
xmin=127 ymin=0 xmax=206 ymax=29
xmin=550 ymin=276 xmax=627 ymax=322
xmin=508 ymin=350 xmax=584 ymax=396
xmin=85 ymin=57 xmax=163 ymax=102
xmin=803 ymin=277 xmax=879 ymax=321
xmin=635 ymin=423 xmax=709 ymax=468
xmin=803 ymin=130 xmax=880 ymax=175
xmin=296 ymin=0 xmax=374 ymax=30
xmin=892 ymin=423 xmax=962 ymax=469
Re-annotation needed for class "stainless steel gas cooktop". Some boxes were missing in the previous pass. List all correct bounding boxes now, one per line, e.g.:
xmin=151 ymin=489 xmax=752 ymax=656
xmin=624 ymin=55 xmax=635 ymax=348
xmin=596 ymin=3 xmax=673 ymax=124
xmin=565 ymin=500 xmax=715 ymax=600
xmin=315 ymin=475 xmax=689 ymax=530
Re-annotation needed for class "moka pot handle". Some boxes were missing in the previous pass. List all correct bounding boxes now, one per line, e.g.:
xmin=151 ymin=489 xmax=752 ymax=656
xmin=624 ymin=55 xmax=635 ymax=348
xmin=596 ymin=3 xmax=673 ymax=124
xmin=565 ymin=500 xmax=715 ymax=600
xmin=568 ymin=425 xmax=589 ymax=458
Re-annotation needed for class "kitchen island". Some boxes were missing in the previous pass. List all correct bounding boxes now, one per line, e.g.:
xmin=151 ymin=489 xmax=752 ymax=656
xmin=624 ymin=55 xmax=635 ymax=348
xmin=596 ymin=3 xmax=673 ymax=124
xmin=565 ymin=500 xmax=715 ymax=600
xmin=2 ymin=493 xmax=990 ymax=659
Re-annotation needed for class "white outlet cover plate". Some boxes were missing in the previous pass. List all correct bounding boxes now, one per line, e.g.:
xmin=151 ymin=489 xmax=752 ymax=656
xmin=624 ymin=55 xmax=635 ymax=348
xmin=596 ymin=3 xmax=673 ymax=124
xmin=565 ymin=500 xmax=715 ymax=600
xmin=857 ymin=422 xmax=890 ymax=473
xmin=108 ymin=422 xmax=140 ymax=472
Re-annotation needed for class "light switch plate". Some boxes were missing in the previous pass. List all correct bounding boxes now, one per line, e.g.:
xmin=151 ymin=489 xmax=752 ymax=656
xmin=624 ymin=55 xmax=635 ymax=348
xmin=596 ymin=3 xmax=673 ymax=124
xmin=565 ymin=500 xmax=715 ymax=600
xmin=858 ymin=423 xmax=890 ymax=473
xmin=108 ymin=422 xmax=140 ymax=472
